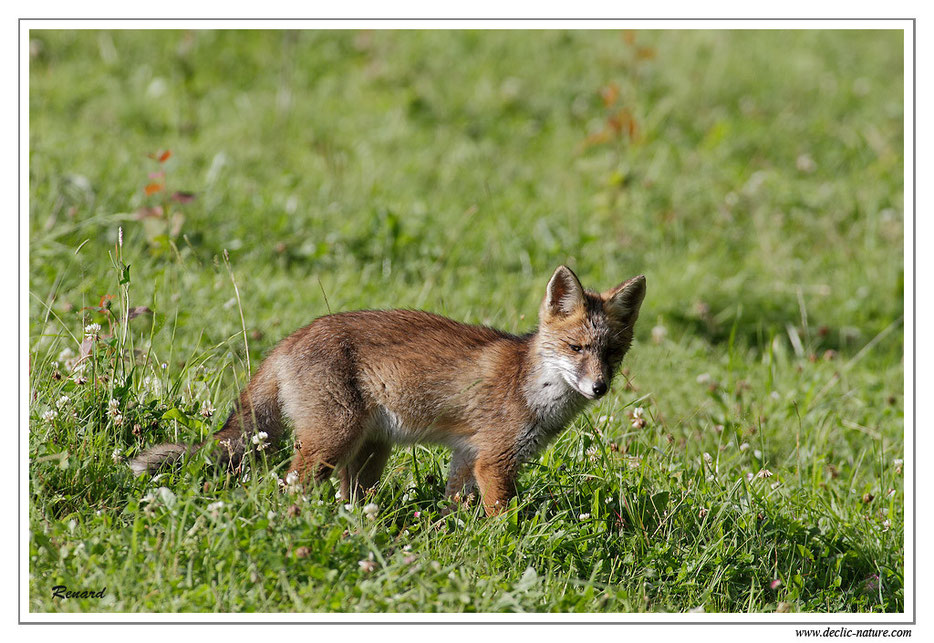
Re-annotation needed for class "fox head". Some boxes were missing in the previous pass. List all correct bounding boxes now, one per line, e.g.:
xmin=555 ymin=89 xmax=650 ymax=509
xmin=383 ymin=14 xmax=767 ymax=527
xmin=537 ymin=265 xmax=646 ymax=400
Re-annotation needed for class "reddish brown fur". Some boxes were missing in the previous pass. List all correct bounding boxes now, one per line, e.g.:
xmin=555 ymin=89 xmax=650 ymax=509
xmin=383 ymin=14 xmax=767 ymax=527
xmin=129 ymin=266 xmax=645 ymax=516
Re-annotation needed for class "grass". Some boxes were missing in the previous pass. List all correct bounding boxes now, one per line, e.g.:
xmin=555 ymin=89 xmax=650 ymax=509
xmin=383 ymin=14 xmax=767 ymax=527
xmin=27 ymin=29 xmax=904 ymax=614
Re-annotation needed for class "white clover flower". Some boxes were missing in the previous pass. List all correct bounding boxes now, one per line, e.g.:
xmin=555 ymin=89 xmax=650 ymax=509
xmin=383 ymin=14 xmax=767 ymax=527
xmin=344 ymin=503 xmax=354 ymax=512
xmin=893 ymin=458 xmax=904 ymax=466
xmin=42 ymin=409 xmax=58 ymax=422
xmin=84 ymin=323 xmax=101 ymax=340
xmin=578 ymin=513 xmax=591 ymax=520
xmin=585 ymin=445 xmax=599 ymax=462
xmin=56 ymin=395 xmax=70 ymax=408
xmin=285 ymin=471 xmax=299 ymax=486
xmin=363 ymin=502 xmax=380 ymax=520
xmin=739 ymin=442 xmax=750 ymax=452
xmin=111 ymin=447 xmax=123 ymax=463
xmin=746 ymin=472 xmax=755 ymax=482
xmin=703 ymin=452 xmax=713 ymax=466
xmin=251 ymin=431 xmax=269 ymax=451
xmin=358 ymin=557 xmax=377 ymax=573
xmin=206 ymin=501 xmax=224 ymax=519
xmin=757 ymin=469 xmax=773 ymax=479
xmin=199 ymin=400 xmax=215 ymax=418
xmin=651 ymin=325 xmax=667 ymax=344
xmin=753 ymin=449 xmax=763 ymax=460
xmin=882 ymin=519 xmax=891 ymax=532
xmin=108 ymin=398 xmax=120 ymax=417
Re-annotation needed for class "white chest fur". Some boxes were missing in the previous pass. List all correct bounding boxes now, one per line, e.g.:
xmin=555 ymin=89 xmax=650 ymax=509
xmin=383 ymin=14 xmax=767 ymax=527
xmin=518 ymin=366 xmax=588 ymax=461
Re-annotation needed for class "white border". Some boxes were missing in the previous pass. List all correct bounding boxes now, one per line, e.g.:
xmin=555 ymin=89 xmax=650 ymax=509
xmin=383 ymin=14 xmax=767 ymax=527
xmin=17 ymin=16 xmax=916 ymax=632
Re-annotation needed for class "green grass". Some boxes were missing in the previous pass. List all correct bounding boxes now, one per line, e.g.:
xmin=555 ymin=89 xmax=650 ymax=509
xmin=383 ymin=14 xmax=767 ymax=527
xmin=28 ymin=29 xmax=904 ymax=613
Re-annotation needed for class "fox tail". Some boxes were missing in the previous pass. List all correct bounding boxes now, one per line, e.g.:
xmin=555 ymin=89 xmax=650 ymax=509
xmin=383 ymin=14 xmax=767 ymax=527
xmin=127 ymin=365 xmax=283 ymax=476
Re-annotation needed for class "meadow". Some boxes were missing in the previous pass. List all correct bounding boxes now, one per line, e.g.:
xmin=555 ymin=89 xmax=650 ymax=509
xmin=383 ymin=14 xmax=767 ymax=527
xmin=28 ymin=29 xmax=904 ymax=613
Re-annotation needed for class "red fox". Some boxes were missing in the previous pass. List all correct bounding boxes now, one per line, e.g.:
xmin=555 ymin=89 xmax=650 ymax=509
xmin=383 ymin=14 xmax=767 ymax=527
xmin=129 ymin=266 xmax=645 ymax=515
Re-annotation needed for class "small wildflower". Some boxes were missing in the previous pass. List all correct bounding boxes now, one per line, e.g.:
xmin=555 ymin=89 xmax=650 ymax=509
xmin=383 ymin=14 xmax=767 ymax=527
xmin=651 ymin=324 xmax=667 ymax=344
xmin=585 ymin=445 xmax=599 ymax=462
xmin=41 ymin=409 xmax=58 ymax=422
xmin=753 ymin=449 xmax=763 ymax=460
xmin=739 ymin=442 xmax=750 ymax=452
xmin=363 ymin=502 xmax=380 ymax=520
xmin=84 ymin=323 xmax=101 ymax=340
xmin=796 ymin=153 xmax=817 ymax=173
xmin=107 ymin=398 xmax=120 ymax=417
xmin=251 ymin=431 xmax=269 ymax=451
xmin=113 ymin=414 xmax=124 ymax=427
xmin=756 ymin=469 xmax=773 ymax=479
xmin=294 ymin=546 xmax=311 ymax=559
xmin=882 ymin=519 xmax=891 ymax=532
xmin=696 ymin=373 xmax=713 ymax=385
xmin=746 ymin=472 xmax=755 ymax=482
xmin=698 ymin=507 xmax=708 ymax=518
xmin=118 ymin=226 xmax=123 ymax=247
xmin=343 ymin=503 xmax=354 ymax=512
xmin=161 ymin=362 xmax=168 ymax=370
xmin=403 ymin=554 xmax=417 ymax=564
xmin=413 ymin=511 xmax=422 ymax=518
xmin=775 ymin=602 xmax=791 ymax=613
xmin=267 ymin=510 xmax=276 ymax=522
xmin=402 ymin=544 xmax=412 ymax=552
xmin=770 ymin=579 xmax=782 ymax=590
xmin=886 ymin=488 xmax=896 ymax=498
xmin=771 ymin=481 xmax=782 ymax=490
xmin=769 ymin=391 xmax=780 ymax=401
xmin=56 ymin=395 xmax=70 ymax=408
xmin=578 ymin=513 xmax=591 ymax=520
xmin=703 ymin=452 xmax=713 ymax=466
xmin=199 ymin=400 xmax=215 ymax=418
xmin=111 ymin=447 xmax=123 ymax=463
xmin=57 ymin=347 xmax=75 ymax=363
xmin=629 ymin=406 xmax=646 ymax=429
xmin=862 ymin=493 xmax=874 ymax=504
xmin=358 ymin=558 xmax=377 ymax=573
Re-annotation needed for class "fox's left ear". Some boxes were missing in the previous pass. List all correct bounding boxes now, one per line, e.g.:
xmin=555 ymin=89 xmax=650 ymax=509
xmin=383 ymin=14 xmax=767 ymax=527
xmin=602 ymin=275 xmax=646 ymax=327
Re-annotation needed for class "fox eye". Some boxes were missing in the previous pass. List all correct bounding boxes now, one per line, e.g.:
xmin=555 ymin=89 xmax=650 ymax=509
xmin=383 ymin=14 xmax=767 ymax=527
xmin=568 ymin=344 xmax=582 ymax=352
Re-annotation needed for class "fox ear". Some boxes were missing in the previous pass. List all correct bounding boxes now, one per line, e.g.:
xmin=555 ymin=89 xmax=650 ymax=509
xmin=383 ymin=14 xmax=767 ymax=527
xmin=542 ymin=265 xmax=585 ymax=319
xmin=603 ymin=275 xmax=646 ymax=327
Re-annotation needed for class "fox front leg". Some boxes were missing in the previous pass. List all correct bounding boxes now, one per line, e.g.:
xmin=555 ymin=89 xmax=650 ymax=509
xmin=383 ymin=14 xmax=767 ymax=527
xmin=473 ymin=452 xmax=519 ymax=516
xmin=444 ymin=449 xmax=478 ymax=510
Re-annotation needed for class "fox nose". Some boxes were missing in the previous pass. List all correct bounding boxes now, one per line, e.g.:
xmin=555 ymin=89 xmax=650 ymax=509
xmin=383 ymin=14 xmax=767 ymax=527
xmin=592 ymin=381 xmax=607 ymax=398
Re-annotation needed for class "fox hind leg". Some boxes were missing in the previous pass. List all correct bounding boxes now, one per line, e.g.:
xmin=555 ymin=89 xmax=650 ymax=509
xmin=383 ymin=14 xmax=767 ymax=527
xmin=340 ymin=439 xmax=392 ymax=501
xmin=285 ymin=397 xmax=368 ymax=486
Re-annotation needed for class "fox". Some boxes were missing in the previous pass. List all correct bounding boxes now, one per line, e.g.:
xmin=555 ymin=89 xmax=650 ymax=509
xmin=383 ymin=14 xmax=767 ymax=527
xmin=129 ymin=265 xmax=645 ymax=516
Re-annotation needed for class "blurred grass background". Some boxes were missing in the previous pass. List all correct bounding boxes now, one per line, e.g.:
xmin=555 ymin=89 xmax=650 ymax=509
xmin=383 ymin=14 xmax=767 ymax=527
xmin=28 ymin=29 xmax=904 ymax=613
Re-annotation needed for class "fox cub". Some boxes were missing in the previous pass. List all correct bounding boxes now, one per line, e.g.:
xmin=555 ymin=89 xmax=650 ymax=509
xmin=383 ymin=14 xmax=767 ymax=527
xmin=130 ymin=266 xmax=645 ymax=515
